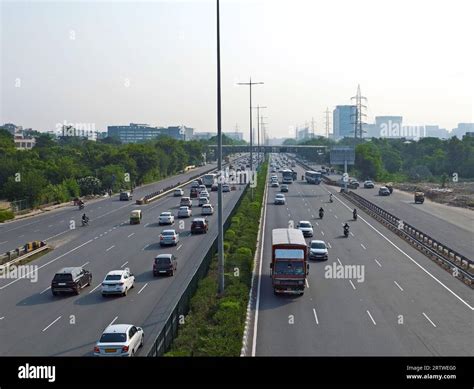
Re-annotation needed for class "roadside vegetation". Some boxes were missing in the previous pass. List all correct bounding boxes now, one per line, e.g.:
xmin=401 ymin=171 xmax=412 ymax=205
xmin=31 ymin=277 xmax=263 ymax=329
xmin=291 ymin=135 xmax=474 ymax=183
xmin=166 ymin=160 xmax=268 ymax=356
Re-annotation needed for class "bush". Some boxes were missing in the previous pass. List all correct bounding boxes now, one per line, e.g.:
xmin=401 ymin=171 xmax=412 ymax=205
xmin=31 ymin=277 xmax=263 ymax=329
xmin=0 ymin=209 xmax=14 ymax=223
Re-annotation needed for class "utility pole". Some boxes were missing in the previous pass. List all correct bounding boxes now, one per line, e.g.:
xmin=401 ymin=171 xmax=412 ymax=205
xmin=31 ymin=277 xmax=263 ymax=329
xmin=253 ymin=105 xmax=267 ymax=165
xmin=324 ymin=107 xmax=331 ymax=139
xmin=216 ymin=0 xmax=224 ymax=295
xmin=238 ymin=78 xmax=264 ymax=172
xmin=351 ymin=84 xmax=367 ymax=139
xmin=260 ymin=117 xmax=268 ymax=159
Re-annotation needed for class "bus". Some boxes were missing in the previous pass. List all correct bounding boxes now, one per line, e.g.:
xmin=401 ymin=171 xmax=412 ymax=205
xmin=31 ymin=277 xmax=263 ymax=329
xmin=202 ymin=173 xmax=216 ymax=187
xmin=270 ymin=228 xmax=309 ymax=295
xmin=305 ymin=170 xmax=321 ymax=184
xmin=281 ymin=169 xmax=294 ymax=184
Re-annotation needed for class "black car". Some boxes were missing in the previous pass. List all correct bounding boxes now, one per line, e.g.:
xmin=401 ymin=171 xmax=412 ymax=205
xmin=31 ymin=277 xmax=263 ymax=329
xmin=51 ymin=267 xmax=92 ymax=296
xmin=379 ymin=187 xmax=391 ymax=196
xmin=153 ymin=254 xmax=177 ymax=276
xmin=119 ymin=191 xmax=132 ymax=201
xmin=191 ymin=218 xmax=208 ymax=234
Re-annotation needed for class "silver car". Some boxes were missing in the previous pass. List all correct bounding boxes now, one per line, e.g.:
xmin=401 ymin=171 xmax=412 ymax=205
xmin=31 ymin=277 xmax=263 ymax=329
xmin=177 ymin=206 xmax=192 ymax=218
xmin=160 ymin=229 xmax=179 ymax=246
xmin=94 ymin=324 xmax=144 ymax=357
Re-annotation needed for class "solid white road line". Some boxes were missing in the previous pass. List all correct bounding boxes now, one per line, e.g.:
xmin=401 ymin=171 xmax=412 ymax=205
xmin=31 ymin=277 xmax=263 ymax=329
xmin=108 ymin=316 xmax=118 ymax=327
xmin=312 ymin=308 xmax=319 ymax=325
xmin=138 ymin=283 xmax=148 ymax=295
xmin=349 ymin=280 xmax=356 ymax=290
xmin=42 ymin=316 xmax=61 ymax=332
xmin=394 ymin=281 xmax=404 ymax=291
xmin=366 ymin=310 xmax=376 ymax=325
xmin=89 ymin=284 xmax=101 ymax=294
xmin=374 ymin=259 xmax=382 ymax=267
xmin=422 ymin=312 xmax=437 ymax=328
xmin=331 ymin=191 xmax=474 ymax=311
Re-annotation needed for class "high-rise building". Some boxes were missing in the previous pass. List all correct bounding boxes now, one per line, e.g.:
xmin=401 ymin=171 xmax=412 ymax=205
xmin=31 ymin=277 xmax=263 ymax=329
xmin=333 ymin=105 xmax=356 ymax=139
xmin=375 ymin=116 xmax=404 ymax=138
xmin=107 ymin=123 xmax=163 ymax=143
xmin=451 ymin=123 xmax=474 ymax=138
xmin=162 ymin=126 xmax=194 ymax=141
xmin=297 ymin=127 xmax=311 ymax=141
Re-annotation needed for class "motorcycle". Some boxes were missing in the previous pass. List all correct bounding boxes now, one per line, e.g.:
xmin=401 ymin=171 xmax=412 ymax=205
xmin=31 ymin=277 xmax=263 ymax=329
xmin=82 ymin=217 xmax=89 ymax=227
xmin=343 ymin=226 xmax=349 ymax=237
xmin=319 ymin=210 xmax=324 ymax=219
xmin=78 ymin=203 xmax=84 ymax=210
xmin=353 ymin=213 xmax=357 ymax=221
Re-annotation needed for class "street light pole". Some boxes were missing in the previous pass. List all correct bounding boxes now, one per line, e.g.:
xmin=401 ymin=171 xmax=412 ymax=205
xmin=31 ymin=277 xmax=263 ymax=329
xmin=255 ymin=105 xmax=267 ymax=165
xmin=238 ymin=78 xmax=263 ymax=172
xmin=216 ymin=0 xmax=224 ymax=295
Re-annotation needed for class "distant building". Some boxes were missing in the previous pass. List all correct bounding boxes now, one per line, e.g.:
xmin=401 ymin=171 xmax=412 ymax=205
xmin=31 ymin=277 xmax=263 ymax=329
xmin=465 ymin=132 xmax=474 ymax=138
xmin=424 ymin=125 xmax=449 ymax=139
xmin=1 ymin=123 xmax=36 ymax=149
xmin=375 ymin=116 xmax=404 ymax=138
xmin=451 ymin=123 xmax=474 ymax=138
xmin=61 ymin=125 xmax=97 ymax=141
xmin=193 ymin=132 xmax=215 ymax=141
xmin=333 ymin=106 xmax=356 ymax=139
xmin=362 ymin=123 xmax=379 ymax=138
xmin=225 ymin=131 xmax=244 ymax=141
xmin=160 ymin=125 xmax=194 ymax=141
xmin=1 ymin=123 xmax=21 ymax=136
xmin=107 ymin=123 xmax=163 ymax=143
xmin=297 ymin=127 xmax=311 ymax=141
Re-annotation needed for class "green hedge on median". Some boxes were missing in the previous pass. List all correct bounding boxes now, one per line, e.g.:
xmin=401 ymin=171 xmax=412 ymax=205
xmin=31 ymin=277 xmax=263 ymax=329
xmin=166 ymin=160 xmax=268 ymax=356
xmin=0 ymin=209 xmax=14 ymax=223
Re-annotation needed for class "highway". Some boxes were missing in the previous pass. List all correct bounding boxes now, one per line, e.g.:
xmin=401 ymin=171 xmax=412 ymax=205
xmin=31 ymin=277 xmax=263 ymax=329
xmin=253 ymin=156 xmax=473 ymax=356
xmin=303 ymin=161 xmax=473 ymax=258
xmin=0 ymin=156 xmax=248 ymax=355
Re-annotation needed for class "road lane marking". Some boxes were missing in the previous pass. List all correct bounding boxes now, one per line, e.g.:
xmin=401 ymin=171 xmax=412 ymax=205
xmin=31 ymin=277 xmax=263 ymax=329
xmin=40 ymin=286 xmax=51 ymax=294
xmin=177 ymin=244 xmax=183 ymax=251
xmin=42 ymin=316 xmax=62 ymax=332
xmin=334 ymin=215 xmax=338 ymax=219
xmin=331 ymin=191 xmax=474 ymax=311
xmin=81 ymin=261 xmax=90 ymax=267
xmin=374 ymin=259 xmax=382 ymax=267
xmin=89 ymin=284 xmax=101 ymax=294
xmin=314 ymin=222 xmax=319 ymax=226
xmin=349 ymin=280 xmax=356 ymax=290
xmin=142 ymin=244 xmax=150 ymax=251
xmin=305 ymin=279 xmax=309 ymax=288
xmin=422 ymin=312 xmax=437 ymax=328
xmin=327 ymin=242 xmax=332 ymax=249
xmin=312 ymin=308 xmax=319 ymax=325
xmin=106 ymin=245 xmax=115 ymax=252
xmin=0 ymin=317 xmax=4 ymax=320
xmin=0 ymin=241 xmax=8 ymax=245
xmin=366 ymin=310 xmax=376 ymax=325
xmin=137 ymin=283 xmax=148 ymax=295
xmin=44 ymin=230 xmax=69 ymax=242
xmin=19 ymin=235 xmax=24 ymax=238
xmin=360 ymin=243 xmax=366 ymax=250
xmin=394 ymin=281 xmax=404 ymax=291
xmin=48 ymin=225 xmax=53 ymax=228
xmin=127 ymin=233 xmax=135 ymax=238
xmin=321 ymin=231 xmax=324 ymax=236
xmin=120 ymin=261 xmax=129 ymax=268
xmin=337 ymin=258 xmax=342 ymax=266
xmin=350 ymin=232 xmax=354 ymax=237
xmin=108 ymin=316 xmax=118 ymax=326
xmin=144 ymin=223 xmax=151 ymax=227
xmin=0 ymin=239 xmax=93 ymax=289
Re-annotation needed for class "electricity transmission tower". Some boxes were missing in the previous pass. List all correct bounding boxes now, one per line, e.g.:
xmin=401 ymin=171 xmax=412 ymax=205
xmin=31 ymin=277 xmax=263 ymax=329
xmin=351 ymin=84 xmax=367 ymax=139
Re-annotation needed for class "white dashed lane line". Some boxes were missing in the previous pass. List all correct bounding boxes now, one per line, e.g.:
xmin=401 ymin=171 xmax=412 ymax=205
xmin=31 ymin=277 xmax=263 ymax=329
xmin=89 ymin=284 xmax=101 ymax=294
xmin=366 ymin=310 xmax=376 ymax=325
xmin=394 ymin=281 xmax=404 ymax=291
xmin=312 ymin=308 xmax=319 ymax=325
xmin=137 ymin=283 xmax=148 ymax=295
xmin=374 ymin=259 xmax=382 ymax=267
xmin=121 ymin=261 xmax=129 ymax=268
xmin=422 ymin=312 xmax=437 ymax=328
xmin=361 ymin=244 xmax=367 ymax=250
xmin=42 ymin=316 xmax=61 ymax=332
xmin=127 ymin=233 xmax=135 ymax=238
xmin=349 ymin=280 xmax=356 ymax=290
xmin=106 ymin=245 xmax=115 ymax=252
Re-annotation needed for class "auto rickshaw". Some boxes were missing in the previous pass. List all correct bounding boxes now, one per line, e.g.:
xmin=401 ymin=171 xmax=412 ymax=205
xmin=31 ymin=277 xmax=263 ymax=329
xmin=414 ymin=191 xmax=425 ymax=204
xmin=130 ymin=209 xmax=143 ymax=224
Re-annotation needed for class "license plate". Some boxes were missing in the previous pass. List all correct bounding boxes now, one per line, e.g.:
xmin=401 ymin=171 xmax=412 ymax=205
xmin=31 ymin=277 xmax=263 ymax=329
xmin=105 ymin=349 xmax=116 ymax=353
xmin=159 ymin=270 xmax=167 ymax=273
xmin=58 ymin=283 xmax=66 ymax=286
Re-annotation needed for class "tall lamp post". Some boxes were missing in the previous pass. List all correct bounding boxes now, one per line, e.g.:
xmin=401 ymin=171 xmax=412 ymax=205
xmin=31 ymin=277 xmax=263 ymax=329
xmin=216 ymin=0 xmax=224 ymax=295
xmin=254 ymin=105 xmax=267 ymax=166
xmin=238 ymin=78 xmax=263 ymax=172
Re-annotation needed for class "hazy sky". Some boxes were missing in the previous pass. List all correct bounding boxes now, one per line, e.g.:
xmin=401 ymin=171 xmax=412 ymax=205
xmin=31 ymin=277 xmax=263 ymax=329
xmin=1 ymin=0 xmax=473 ymax=139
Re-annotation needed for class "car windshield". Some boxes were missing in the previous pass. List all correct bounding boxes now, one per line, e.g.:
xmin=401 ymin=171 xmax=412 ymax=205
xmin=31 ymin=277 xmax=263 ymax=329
xmin=99 ymin=333 xmax=127 ymax=343
xmin=274 ymin=261 xmax=305 ymax=275
xmin=155 ymin=257 xmax=171 ymax=265
xmin=105 ymin=274 xmax=121 ymax=281
xmin=180 ymin=207 xmax=188 ymax=211
xmin=53 ymin=273 xmax=72 ymax=281
xmin=311 ymin=242 xmax=326 ymax=249
xmin=161 ymin=213 xmax=171 ymax=217
xmin=162 ymin=231 xmax=175 ymax=236
xmin=299 ymin=222 xmax=311 ymax=228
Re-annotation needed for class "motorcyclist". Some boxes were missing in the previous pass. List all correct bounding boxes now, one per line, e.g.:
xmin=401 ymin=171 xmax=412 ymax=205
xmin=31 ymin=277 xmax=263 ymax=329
xmin=78 ymin=200 xmax=84 ymax=210
xmin=329 ymin=193 xmax=333 ymax=203
xmin=353 ymin=208 xmax=357 ymax=220
xmin=82 ymin=213 xmax=89 ymax=225
xmin=343 ymin=222 xmax=350 ymax=236
xmin=319 ymin=207 xmax=324 ymax=218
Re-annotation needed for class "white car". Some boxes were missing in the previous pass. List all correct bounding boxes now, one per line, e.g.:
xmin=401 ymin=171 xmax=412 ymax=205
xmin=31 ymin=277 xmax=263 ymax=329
xmin=222 ymin=184 xmax=230 ymax=193
xmin=309 ymin=240 xmax=328 ymax=261
xmin=297 ymin=221 xmax=314 ymax=237
xmin=198 ymin=197 xmax=210 ymax=207
xmin=94 ymin=324 xmax=144 ymax=357
xmin=174 ymin=188 xmax=184 ymax=197
xmin=201 ymin=204 xmax=214 ymax=215
xmin=160 ymin=229 xmax=179 ymax=246
xmin=159 ymin=211 xmax=174 ymax=225
xmin=200 ymin=191 xmax=210 ymax=198
xmin=274 ymin=194 xmax=286 ymax=205
xmin=101 ymin=268 xmax=135 ymax=297
xmin=271 ymin=181 xmax=279 ymax=188
xmin=177 ymin=206 xmax=192 ymax=218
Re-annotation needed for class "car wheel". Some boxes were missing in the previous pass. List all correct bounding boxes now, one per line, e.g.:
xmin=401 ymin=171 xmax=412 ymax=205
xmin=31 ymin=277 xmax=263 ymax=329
xmin=52 ymin=291 xmax=58 ymax=296
xmin=140 ymin=335 xmax=144 ymax=348
xmin=123 ymin=288 xmax=127 ymax=297
xmin=75 ymin=287 xmax=80 ymax=295
xmin=170 ymin=270 xmax=174 ymax=276
xmin=131 ymin=283 xmax=135 ymax=289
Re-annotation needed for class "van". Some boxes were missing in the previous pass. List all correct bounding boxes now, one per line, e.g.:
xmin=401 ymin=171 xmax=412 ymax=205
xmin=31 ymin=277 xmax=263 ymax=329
xmin=130 ymin=210 xmax=142 ymax=224
xmin=180 ymin=197 xmax=192 ymax=208
xmin=120 ymin=191 xmax=133 ymax=201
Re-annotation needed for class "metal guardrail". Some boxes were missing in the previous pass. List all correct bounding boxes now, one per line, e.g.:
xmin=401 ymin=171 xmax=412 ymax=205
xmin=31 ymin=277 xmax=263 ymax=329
xmin=0 ymin=241 xmax=49 ymax=270
xmin=342 ymin=190 xmax=474 ymax=287
xmin=146 ymin=182 xmax=249 ymax=356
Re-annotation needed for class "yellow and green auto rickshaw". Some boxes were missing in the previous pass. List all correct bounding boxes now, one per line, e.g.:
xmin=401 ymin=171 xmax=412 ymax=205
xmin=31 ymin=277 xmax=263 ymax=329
xmin=130 ymin=209 xmax=143 ymax=224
